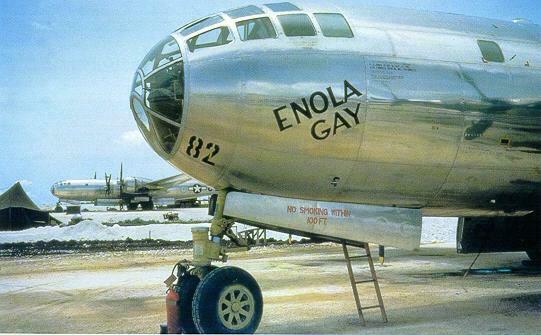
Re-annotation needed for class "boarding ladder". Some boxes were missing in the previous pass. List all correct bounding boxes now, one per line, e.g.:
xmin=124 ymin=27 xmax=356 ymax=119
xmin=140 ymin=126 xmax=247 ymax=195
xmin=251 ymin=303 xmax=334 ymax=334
xmin=342 ymin=242 xmax=388 ymax=326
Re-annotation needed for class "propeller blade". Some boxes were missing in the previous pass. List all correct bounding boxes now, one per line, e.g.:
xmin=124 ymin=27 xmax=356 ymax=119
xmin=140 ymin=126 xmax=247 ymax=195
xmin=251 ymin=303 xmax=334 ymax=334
xmin=120 ymin=163 xmax=124 ymax=194
xmin=104 ymin=173 xmax=112 ymax=195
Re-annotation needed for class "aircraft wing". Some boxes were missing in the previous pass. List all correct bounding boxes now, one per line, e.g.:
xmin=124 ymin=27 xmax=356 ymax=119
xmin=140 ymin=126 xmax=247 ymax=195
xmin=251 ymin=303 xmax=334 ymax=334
xmin=143 ymin=174 xmax=192 ymax=191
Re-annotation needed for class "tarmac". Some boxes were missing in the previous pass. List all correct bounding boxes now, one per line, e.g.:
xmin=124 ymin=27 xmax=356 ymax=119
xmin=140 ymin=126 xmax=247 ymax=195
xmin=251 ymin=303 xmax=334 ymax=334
xmin=0 ymin=242 xmax=540 ymax=334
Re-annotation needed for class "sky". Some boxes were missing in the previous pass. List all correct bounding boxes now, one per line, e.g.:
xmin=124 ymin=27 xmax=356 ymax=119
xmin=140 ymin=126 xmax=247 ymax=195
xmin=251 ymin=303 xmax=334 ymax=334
xmin=0 ymin=0 xmax=540 ymax=205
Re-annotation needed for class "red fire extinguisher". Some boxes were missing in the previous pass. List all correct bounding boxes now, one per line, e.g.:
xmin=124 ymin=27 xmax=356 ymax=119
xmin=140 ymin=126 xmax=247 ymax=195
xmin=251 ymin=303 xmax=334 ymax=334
xmin=166 ymin=285 xmax=181 ymax=334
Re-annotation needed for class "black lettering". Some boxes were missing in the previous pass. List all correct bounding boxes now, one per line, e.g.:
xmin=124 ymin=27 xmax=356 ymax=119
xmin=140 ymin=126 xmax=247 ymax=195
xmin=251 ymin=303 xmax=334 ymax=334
xmin=311 ymin=120 xmax=331 ymax=140
xmin=309 ymin=91 xmax=329 ymax=114
xmin=327 ymin=86 xmax=345 ymax=108
xmin=343 ymin=103 xmax=362 ymax=125
xmin=333 ymin=112 xmax=351 ymax=135
xmin=202 ymin=143 xmax=220 ymax=166
xmin=273 ymin=106 xmax=292 ymax=131
xmin=344 ymin=80 xmax=363 ymax=102
xmin=290 ymin=98 xmax=312 ymax=124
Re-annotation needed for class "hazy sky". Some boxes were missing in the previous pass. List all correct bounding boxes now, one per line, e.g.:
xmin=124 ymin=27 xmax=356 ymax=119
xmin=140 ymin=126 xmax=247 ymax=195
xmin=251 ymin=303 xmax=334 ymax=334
xmin=1 ymin=0 xmax=540 ymax=204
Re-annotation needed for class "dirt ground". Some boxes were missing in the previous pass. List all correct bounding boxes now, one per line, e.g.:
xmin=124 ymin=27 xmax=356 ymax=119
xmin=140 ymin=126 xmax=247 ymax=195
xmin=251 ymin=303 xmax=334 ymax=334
xmin=0 ymin=243 xmax=540 ymax=334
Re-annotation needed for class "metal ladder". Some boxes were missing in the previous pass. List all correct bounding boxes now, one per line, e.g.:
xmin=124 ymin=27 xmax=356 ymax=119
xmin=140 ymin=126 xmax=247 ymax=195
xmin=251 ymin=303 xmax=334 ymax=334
xmin=342 ymin=242 xmax=388 ymax=326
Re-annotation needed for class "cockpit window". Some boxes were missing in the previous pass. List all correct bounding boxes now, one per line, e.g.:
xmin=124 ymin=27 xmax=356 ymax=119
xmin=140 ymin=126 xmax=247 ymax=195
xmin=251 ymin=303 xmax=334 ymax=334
xmin=157 ymin=39 xmax=182 ymax=67
xmin=132 ymin=98 xmax=150 ymax=130
xmin=144 ymin=62 xmax=184 ymax=124
xmin=265 ymin=2 xmax=301 ymax=12
xmin=180 ymin=16 xmax=223 ymax=37
xmin=150 ymin=115 xmax=180 ymax=154
xmin=314 ymin=13 xmax=353 ymax=38
xmin=477 ymin=40 xmax=505 ymax=63
xmin=225 ymin=5 xmax=264 ymax=19
xmin=139 ymin=37 xmax=182 ymax=75
xmin=278 ymin=14 xmax=316 ymax=37
xmin=131 ymin=73 xmax=143 ymax=96
xmin=132 ymin=34 xmax=185 ymax=156
xmin=236 ymin=17 xmax=277 ymax=41
xmin=187 ymin=27 xmax=233 ymax=52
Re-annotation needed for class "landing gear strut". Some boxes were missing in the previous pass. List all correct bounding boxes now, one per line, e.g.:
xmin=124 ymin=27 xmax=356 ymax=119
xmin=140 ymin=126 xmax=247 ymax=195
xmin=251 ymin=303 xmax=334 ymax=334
xmin=164 ymin=191 xmax=262 ymax=334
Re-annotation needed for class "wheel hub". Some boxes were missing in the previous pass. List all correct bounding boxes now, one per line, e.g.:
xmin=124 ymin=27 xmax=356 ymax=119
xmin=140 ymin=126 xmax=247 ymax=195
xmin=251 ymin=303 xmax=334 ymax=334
xmin=218 ymin=284 xmax=255 ymax=330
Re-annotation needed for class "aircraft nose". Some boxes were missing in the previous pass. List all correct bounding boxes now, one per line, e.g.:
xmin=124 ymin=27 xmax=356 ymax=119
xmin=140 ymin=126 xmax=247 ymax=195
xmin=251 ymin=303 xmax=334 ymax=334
xmin=50 ymin=184 xmax=57 ymax=196
xmin=129 ymin=35 xmax=184 ymax=157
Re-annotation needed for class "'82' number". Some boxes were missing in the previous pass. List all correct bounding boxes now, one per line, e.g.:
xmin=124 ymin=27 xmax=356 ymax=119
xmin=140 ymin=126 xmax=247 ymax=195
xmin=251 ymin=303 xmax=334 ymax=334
xmin=186 ymin=136 xmax=220 ymax=166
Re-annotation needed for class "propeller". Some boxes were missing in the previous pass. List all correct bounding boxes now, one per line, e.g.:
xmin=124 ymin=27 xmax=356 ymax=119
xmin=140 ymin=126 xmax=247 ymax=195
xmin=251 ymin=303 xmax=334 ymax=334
xmin=119 ymin=163 xmax=127 ymax=211
xmin=119 ymin=163 xmax=124 ymax=195
xmin=104 ymin=173 xmax=112 ymax=195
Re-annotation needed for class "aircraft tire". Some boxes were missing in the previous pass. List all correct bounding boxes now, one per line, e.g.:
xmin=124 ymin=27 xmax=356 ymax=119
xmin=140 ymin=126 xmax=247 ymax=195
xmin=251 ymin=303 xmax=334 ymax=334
xmin=192 ymin=266 xmax=263 ymax=334
xmin=176 ymin=274 xmax=200 ymax=334
xmin=526 ymin=250 xmax=541 ymax=262
xmin=127 ymin=203 xmax=138 ymax=211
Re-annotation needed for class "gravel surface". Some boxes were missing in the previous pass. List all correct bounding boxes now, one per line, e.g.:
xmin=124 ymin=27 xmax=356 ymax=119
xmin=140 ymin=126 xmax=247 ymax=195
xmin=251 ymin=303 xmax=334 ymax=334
xmin=0 ymin=243 xmax=539 ymax=334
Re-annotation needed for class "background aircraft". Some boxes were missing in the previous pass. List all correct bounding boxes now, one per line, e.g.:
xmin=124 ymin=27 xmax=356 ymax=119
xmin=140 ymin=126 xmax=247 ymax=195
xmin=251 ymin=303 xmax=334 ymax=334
xmin=129 ymin=1 xmax=541 ymax=333
xmin=51 ymin=165 xmax=214 ymax=210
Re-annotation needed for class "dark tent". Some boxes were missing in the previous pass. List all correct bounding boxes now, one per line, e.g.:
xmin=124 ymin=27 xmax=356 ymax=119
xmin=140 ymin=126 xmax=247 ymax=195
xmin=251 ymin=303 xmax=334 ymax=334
xmin=0 ymin=182 xmax=58 ymax=231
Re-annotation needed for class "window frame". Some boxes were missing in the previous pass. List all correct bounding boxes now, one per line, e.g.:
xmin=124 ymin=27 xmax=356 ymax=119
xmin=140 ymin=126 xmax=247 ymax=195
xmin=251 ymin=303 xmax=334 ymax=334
xmin=264 ymin=2 xmax=301 ymax=12
xmin=180 ymin=15 xmax=224 ymax=37
xmin=225 ymin=5 xmax=265 ymax=19
xmin=477 ymin=40 xmax=505 ymax=63
xmin=187 ymin=26 xmax=234 ymax=52
xmin=313 ymin=13 xmax=354 ymax=38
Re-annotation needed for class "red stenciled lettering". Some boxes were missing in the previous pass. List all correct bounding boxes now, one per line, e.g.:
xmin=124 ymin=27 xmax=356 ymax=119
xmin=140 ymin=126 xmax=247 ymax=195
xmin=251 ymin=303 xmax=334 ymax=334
xmin=307 ymin=217 xmax=328 ymax=225
xmin=287 ymin=205 xmax=297 ymax=214
xmin=300 ymin=207 xmax=328 ymax=216
xmin=331 ymin=208 xmax=351 ymax=218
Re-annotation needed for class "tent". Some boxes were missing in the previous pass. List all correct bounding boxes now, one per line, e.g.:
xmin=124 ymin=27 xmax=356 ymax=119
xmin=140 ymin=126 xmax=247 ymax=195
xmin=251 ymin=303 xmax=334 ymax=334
xmin=0 ymin=182 xmax=58 ymax=231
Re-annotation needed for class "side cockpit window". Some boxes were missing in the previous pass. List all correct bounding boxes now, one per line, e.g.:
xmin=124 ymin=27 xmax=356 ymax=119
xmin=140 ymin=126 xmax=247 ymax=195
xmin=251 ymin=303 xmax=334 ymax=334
xmin=477 ymin=40 xmax=505 ymax=63
xmin=277 ymin=14 xmax=316 ymax=37
xmin=236 ymin=17 xmax=277 ymax=41
xmin=187 ymin=27 xmax=233 ymax=52
xmin=314 ymin=13 xmax=353 ymax=38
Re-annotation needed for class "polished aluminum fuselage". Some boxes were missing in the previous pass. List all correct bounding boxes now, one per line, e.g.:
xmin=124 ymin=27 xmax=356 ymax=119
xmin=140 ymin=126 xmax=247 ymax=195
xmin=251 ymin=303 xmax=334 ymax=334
xmin=51 ymin=178 xmax=150 ymax=202
xmin=139 ymin=4 xmax=541 ymax=216
xmin=148 ymin=179 xmax=214 ymax=200
xmin=51 ymin=178 xmax=213 ymax=202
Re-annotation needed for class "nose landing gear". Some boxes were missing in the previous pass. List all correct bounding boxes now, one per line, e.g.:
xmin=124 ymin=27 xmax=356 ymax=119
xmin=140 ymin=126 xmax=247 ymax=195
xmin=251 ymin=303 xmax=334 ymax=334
xmin=164 ymin=191 xmax=262 ymax=334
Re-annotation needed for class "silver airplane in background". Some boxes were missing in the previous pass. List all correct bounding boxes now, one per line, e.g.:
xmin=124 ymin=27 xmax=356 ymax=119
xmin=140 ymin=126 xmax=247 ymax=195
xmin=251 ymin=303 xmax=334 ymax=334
xmin=51 ymin=172 xmax=214 ymax=210
xmin=129 ymin=2 xmax=541 ymax=333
